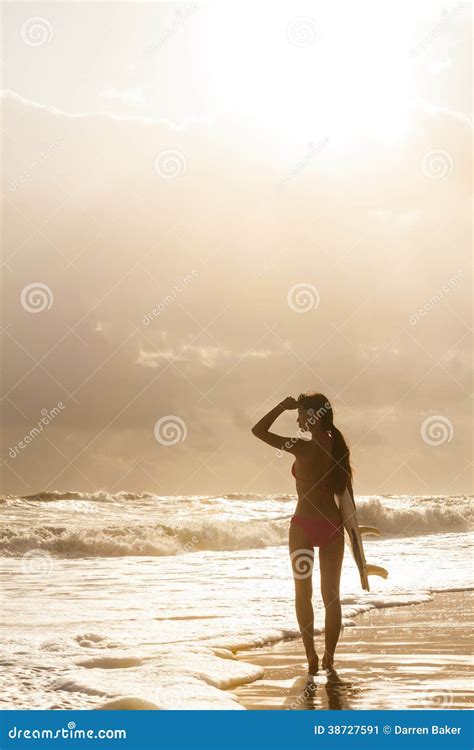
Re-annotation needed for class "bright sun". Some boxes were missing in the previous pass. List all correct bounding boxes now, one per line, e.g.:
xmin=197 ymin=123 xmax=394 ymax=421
xmin=198 ymin=1 xmax=426 ymax=148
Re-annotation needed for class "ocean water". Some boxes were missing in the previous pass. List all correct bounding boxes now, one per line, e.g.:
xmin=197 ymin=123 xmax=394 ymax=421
xmin=0 ymin=491 xmax=472 ymax=709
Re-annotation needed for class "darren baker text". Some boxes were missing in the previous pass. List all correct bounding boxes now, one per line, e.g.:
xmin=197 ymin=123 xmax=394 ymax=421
xmin=395 ymin=726 xmax=461 ymax=734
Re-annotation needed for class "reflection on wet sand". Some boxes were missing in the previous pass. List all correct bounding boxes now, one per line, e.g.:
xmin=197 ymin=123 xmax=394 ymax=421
xmin=234 ymin=591 xmax=473 ymax=710
xmin=280 ymin=675 xmax=361 ymax=710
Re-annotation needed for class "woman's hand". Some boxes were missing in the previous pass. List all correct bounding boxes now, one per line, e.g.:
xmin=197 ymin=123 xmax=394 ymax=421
xmin=279 ymin=396 xmax=298 ymax=410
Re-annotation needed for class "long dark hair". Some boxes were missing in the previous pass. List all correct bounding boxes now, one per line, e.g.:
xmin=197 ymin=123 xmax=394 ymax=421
xmin=297 ymin=391 xmax=352 ymax=494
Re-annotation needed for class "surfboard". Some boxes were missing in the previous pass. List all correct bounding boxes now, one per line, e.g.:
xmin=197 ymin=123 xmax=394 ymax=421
xmin=335 ymin=487 xmax=388 ymax=592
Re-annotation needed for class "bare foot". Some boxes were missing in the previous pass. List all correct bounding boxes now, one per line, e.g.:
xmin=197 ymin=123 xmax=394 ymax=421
xmin=325 ymin=667 xmax=343 ymax=684
xmin=322 ymin=652 xmax=342 ymax=682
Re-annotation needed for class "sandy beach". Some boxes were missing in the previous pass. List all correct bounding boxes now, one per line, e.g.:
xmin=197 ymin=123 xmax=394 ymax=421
xmin=1 ymin=490 xmax=472 ymax=710
xmin=234 ymin=590 xmax=473 ymax=710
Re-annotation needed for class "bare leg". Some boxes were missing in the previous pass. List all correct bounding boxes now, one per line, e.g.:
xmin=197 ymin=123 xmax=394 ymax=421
xmin=319 ymin=530 xmax=344 ymax=671
xmin=289 ymin=524 xmax=318 ymax=674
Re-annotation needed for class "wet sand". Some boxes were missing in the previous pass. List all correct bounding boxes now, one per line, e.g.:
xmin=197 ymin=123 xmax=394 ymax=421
xmin=234 ymin=590 xmax=473 ymax=710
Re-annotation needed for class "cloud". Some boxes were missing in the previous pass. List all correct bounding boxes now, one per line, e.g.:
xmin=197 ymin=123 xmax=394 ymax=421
xmin=137 ymin=344 xmax=285 ymax=369
xmin=1 ymin=90 xmax=471 ymax=495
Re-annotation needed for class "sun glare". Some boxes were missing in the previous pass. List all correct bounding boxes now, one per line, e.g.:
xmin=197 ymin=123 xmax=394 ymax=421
xmin=201 ymin=3 xmax=419 ymax=148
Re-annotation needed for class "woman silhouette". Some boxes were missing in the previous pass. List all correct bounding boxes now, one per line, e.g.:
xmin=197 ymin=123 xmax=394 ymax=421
xmin=251 ymin=392 xmax=352 ymax=679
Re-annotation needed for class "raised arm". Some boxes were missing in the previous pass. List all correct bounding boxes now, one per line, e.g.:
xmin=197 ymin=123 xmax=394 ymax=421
xmin=251 ymin=397 xmax=304 ymax=453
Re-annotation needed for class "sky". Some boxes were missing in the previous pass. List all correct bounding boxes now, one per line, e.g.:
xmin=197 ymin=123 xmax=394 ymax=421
xmin=1 ymin=1 xmax=472 ymax=496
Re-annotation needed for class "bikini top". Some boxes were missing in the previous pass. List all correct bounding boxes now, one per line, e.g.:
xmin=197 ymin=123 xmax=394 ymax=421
xmin=292 ymin=461 xmax=333 ymax=491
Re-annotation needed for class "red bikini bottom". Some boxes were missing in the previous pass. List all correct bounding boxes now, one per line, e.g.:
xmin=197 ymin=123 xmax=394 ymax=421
xmin=291 ymin=515 xmax=343 ymax=549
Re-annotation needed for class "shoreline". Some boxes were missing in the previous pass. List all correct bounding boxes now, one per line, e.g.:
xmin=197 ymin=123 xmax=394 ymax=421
xmin=232 ymin=590 xmax=473 ymax=710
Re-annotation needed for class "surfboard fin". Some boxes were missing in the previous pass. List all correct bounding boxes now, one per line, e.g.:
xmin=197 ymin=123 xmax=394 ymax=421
xmin=365 ymin=564 xmax=389 ymax=579
xmin=359 ymin=526 xmax=380 ymax=537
